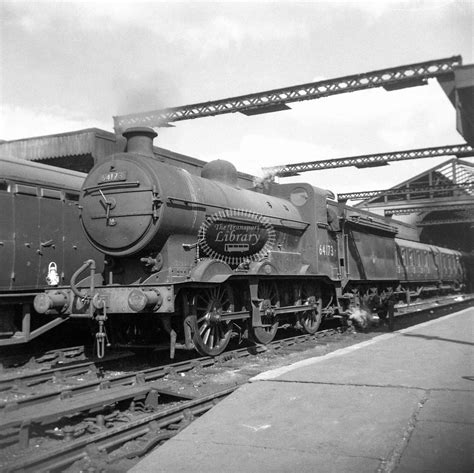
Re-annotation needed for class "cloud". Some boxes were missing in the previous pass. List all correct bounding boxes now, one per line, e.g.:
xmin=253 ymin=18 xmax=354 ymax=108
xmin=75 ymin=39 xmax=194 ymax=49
xmin=1 ymin=1 xmax=312 ymax=121
xmin=346 ymin=0 xmax=460 ymax=19
xmin=9 ymin=2 xmax=309 ymax=59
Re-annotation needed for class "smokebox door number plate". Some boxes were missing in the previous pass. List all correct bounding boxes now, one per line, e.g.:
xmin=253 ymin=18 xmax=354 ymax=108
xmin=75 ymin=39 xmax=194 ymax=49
xmin=99 ymin=171 xmax=127 ymax=184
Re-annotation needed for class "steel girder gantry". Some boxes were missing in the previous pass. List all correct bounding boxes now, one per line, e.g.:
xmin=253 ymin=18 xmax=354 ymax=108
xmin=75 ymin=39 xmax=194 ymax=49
xmin=338 ymin=182 xmax=474 ymax=203
xmin=264 ymin=144 xmax=474 ymax=177
xmin=113 ymin=56 xmax=462 ymax=133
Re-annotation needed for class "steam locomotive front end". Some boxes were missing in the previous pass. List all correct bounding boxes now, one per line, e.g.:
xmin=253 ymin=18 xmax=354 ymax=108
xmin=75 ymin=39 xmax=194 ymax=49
xmin=33 ymin=128 xmax=179 ymax=324
xmin=80 ymin=127 xmax=170 ymax=257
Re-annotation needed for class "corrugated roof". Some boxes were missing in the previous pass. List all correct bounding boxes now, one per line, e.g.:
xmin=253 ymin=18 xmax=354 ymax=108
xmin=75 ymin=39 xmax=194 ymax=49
xmin=0 ymin=127 xmax=208 ymax=168
xmin=0 ymin=128 xmax=115 ymax=161
xmin=0 ymin=128 xmax=256 ymax=184
xmin=358 ymin=158 xmax=474 ymax=206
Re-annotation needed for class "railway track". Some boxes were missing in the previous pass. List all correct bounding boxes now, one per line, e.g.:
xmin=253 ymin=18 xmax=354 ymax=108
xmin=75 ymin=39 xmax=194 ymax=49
xmin=0 ymin=292 xmax=461 ymax=392
xmin=0 ymin=327 xmax=339 ymax=421
xmin=0 ymin=345 xmax=88 ymax=370
xmin=0 ymin=351 xmax=133 ymax=393
xmin=0 ymin=327 xmax=340 ymax=463
xmin=1 ymin=294 xmax=472 ymax=472
xmin=0 ymin=293 xmax=465 ymax=385
xmin=4 ymin=387 xmax=237 ymax=473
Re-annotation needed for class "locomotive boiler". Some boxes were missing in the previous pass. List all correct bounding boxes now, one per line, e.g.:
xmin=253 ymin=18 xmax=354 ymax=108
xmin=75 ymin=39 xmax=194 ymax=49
xmin=34 ymin=128 xmax=470 ymax=357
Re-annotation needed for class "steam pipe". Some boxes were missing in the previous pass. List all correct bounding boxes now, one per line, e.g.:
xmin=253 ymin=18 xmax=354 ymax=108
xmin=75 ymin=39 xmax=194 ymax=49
xmin=70 ymin=259 xmax=96 ymax=299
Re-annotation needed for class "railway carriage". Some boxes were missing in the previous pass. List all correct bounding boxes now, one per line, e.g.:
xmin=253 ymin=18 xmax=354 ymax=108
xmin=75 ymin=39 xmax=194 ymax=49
xmin=395 ymin=239 xmax=464 ymax=295
xmin=33 ymin=128 xmax=471 ymax=357
xmin=0 ymin=156 xmax=104 ymax=345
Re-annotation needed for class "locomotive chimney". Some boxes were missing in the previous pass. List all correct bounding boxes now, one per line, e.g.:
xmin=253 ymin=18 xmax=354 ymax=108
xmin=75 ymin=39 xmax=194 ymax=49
xmin=123 ymin=127 xmax=157 ymax=157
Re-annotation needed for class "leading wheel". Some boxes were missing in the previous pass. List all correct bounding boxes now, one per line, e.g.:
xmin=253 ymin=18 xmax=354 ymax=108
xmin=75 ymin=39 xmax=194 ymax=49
xmin=250 ymin=280 xmax=280 ymax=344
xmin=297 ymin=283 xmax=323 ymax=335
xmin=186 ymin=285 xmax=234 ymax=356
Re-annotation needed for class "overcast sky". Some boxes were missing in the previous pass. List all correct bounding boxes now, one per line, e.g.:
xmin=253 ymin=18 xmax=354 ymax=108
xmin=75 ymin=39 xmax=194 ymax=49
xmin=1 ymin=0 xmax=472 ymax=196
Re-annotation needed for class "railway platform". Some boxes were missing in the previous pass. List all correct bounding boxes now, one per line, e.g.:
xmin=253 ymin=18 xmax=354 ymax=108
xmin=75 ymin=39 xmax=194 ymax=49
xmin=130 ymin=306 xmax=474 ymax=473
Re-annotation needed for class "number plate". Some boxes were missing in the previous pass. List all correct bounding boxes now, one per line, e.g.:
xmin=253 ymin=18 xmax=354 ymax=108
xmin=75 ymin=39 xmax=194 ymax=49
xmin=99 ymin=171 xmax=127 ymax=184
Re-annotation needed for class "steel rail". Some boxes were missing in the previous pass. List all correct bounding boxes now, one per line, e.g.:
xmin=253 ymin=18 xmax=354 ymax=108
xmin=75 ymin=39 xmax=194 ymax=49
xmin=0 ymin=345 xmax=87 ymax=370
xmin=5 ymin=387 xmax=237 ymax=473
xmin=0 ymin=328 xmax=342 ymax=469
xmin=0 ymin=351 xmax=133 ymax=392
xmin=0 ymin=327 xmax=337 ymax=415
xmin=0 ymin=363 xmax=96 ymax=392
xmin=114 ymin=56 xmax=461 ymax=132
xmin=0 ymin=357 xmax=214 ymax=413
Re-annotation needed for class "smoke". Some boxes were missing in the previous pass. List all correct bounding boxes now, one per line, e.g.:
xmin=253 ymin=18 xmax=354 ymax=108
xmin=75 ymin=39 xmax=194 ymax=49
xmin=348 ymin=307 xmax=375 ymax=330
xmin=114 ymin=70 xmax=180 ymax=116
xmin=252 ymin=167 xmax=283 ymax=189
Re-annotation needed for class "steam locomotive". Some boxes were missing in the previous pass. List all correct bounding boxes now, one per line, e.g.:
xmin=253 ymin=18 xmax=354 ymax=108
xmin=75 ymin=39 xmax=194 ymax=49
xmin=33 ymin=128 xmax=471 ymax=357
